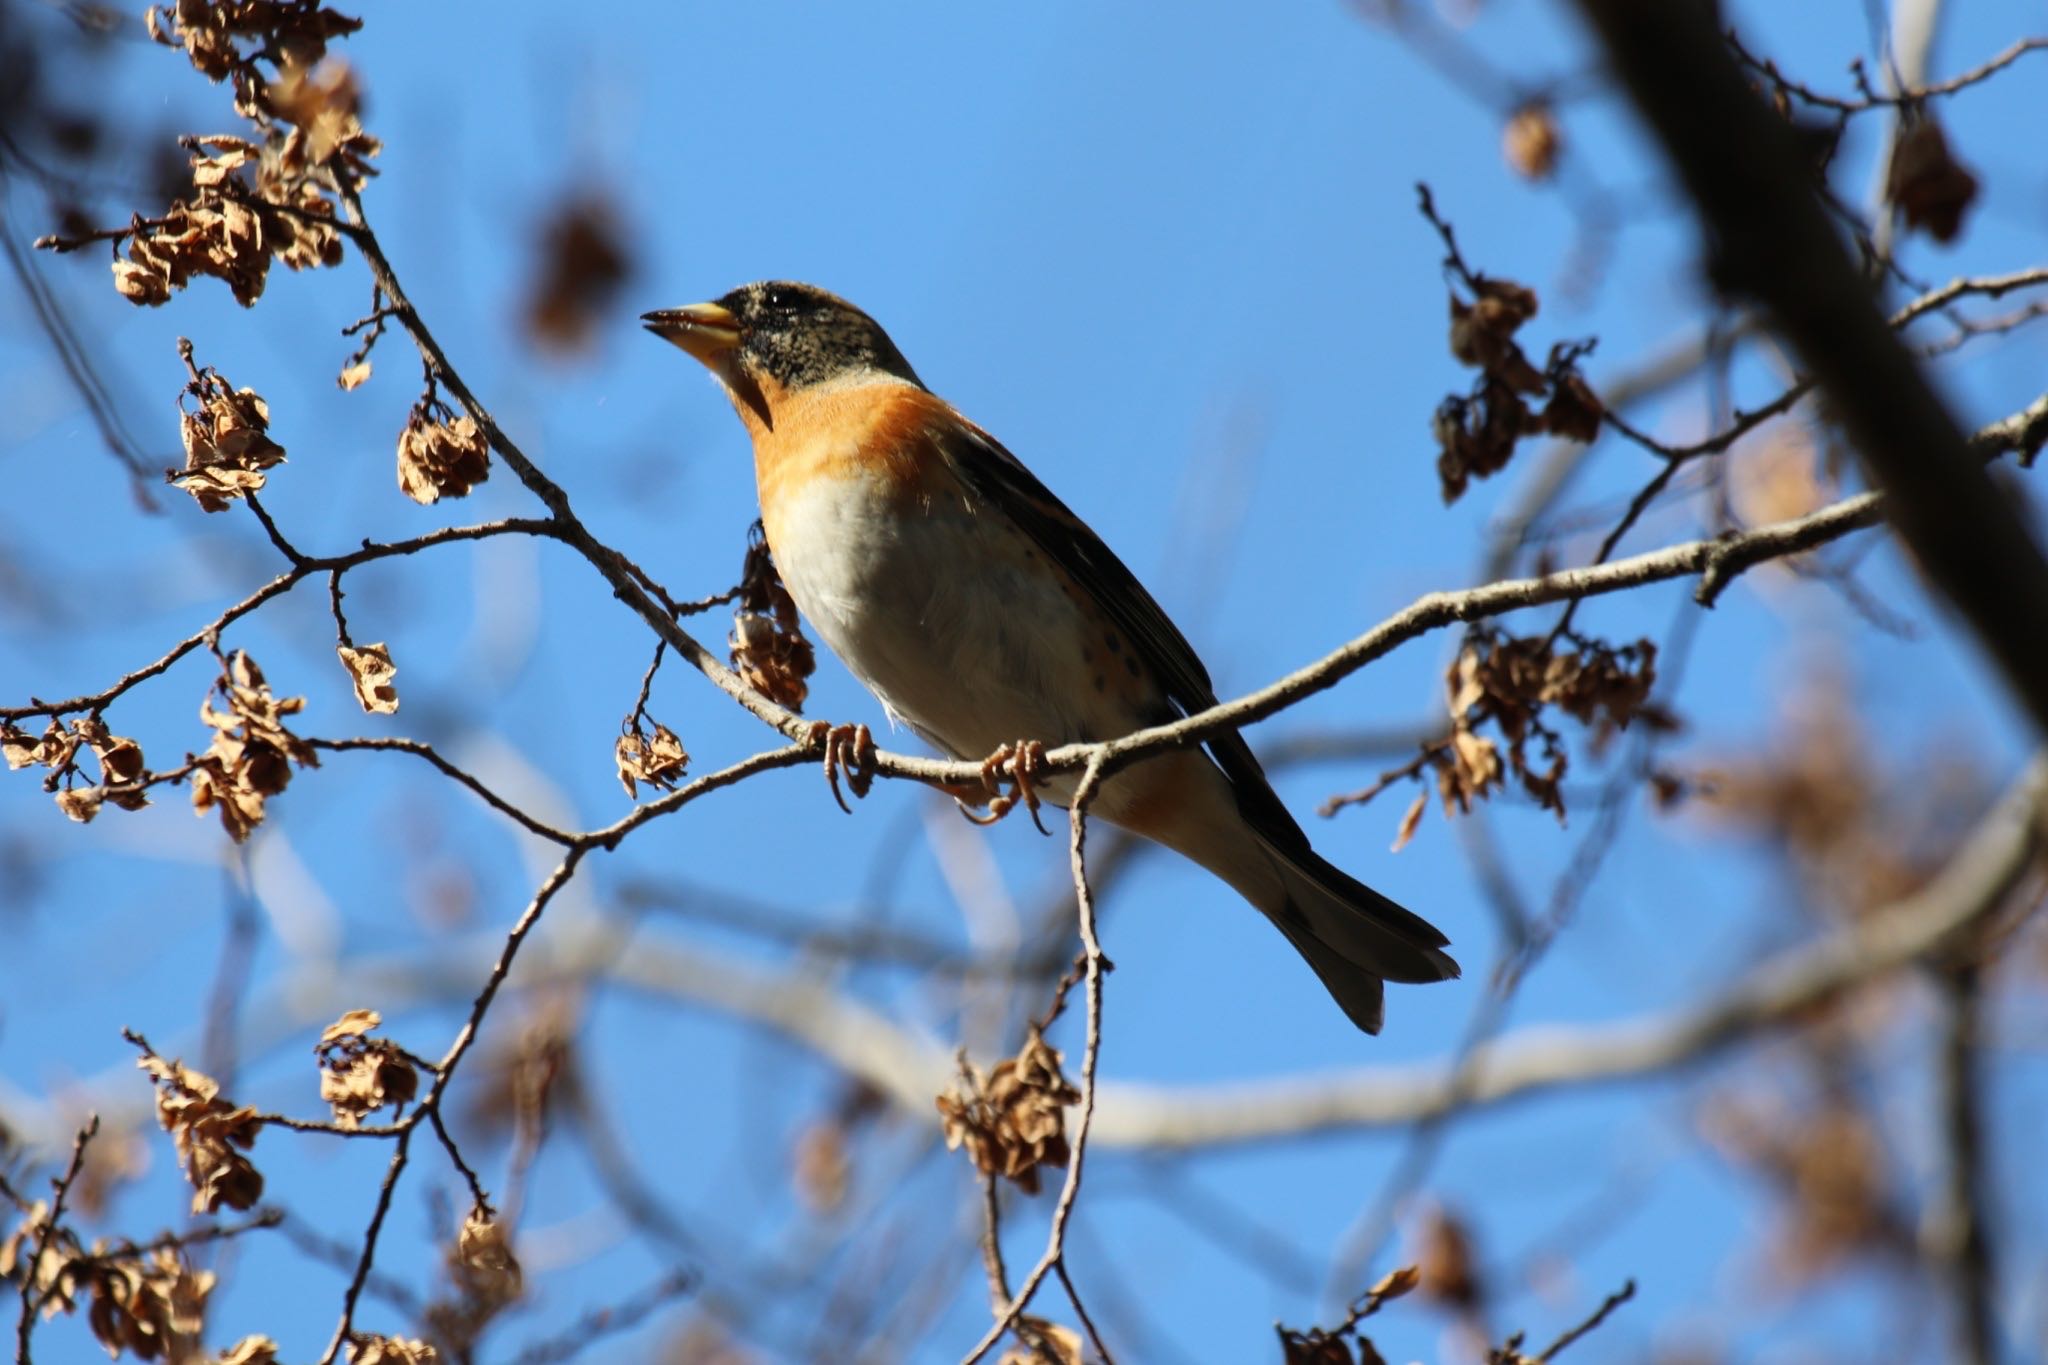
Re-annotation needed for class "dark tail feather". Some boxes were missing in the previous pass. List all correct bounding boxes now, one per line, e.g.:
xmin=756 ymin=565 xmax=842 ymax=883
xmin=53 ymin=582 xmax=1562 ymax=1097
xmin=1269 ymin=913 xmax=1391 ymax=1033
xmin=1260 ymin=837 xmax=1460 ymax=1034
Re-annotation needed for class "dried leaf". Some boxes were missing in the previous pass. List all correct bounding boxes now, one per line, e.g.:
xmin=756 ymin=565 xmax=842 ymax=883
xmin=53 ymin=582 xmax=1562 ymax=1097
xmin=338 ymin=359 xmax=373 ymax=391
xmin=135 ymin=1049 xmax=264 ymax=1213
xmin=172 ymin=353 xmax=286 ymax=512
xmin=1 ymin=723 xmax=43 ymax=770
xmin=189 ymin=650 xmax=317 ymax=842
xmin=998 ymin=1318 xmax=1083 ymax=1365
xmin=347 ymin=1336 xmax=439 ymax=1365
xmin=1280 ymin=1335 xmax=1355 ymax=1365
xmin=1503 ymin=102 xmax=1560 ymax=181
xmin=792 ymin=1121 xmax=850 ymax=1214
xmin=1887 ymin=116 xmax=1978 ymax=244
xmin=320 ymin=1009 xmax=383 ymax=1048
xmin=1415 ymin=1208 xmax=1483 ymax=1311
xmin=396 ymin=410 xmax=490 ymax=504
xmin=338 ymin=642 xmax=400 ymax=714
xmin=220 ymin=1336 xmax=282 ymax=1365
xmin=54 ymin=787 xmax=103 ymax=824
xmin=1390 ymin=790 xmax=1427 ymax=853
xmin=1539 ymin=368 xmax=1603 ymax=442
xmin=935 ymin=1030 xmax=1080 ymax=1194
xmin=316 ymin=1009 xmax=418 ymax=1129
xmin=523 ymin=193 xmax=634 ymax=354
xmin=455 ymin=1209 xmax=524 ymax=1305
xmin=1368 ymin=1265 xmax=1421 ymax=1302
xmin=729 ymin=532 xmax=814 ymax=710
xmin=616 ymin=722 xmax=689 ymax=799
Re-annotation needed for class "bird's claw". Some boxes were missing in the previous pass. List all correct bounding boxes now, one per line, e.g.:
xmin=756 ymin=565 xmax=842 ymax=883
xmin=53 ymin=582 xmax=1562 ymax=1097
xmin=955 ymin=739 xmax=1051 ymax=835
xmin=809 ymin=721 xmax=875 ymax=814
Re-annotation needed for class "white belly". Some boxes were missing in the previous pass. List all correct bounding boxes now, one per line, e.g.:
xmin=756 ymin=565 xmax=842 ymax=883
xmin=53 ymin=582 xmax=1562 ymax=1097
xmin=765 ymin=473 xmax=1140 ymax=763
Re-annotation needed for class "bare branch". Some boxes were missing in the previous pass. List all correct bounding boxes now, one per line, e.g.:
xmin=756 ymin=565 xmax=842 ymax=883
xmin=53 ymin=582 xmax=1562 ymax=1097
xmin=14 ymin=1115 xmax=98 ymax=1363
xmin=1530 ymin=1278 xmax=1636 ymax=1361
xmin=1570 ymin=0 xmax=2048 ymax=738
xmin=1923 ymin=965 xmax=1995 ymax=1365
xmin=963 ymin=753 xmax=1111 ymax=1365
xmin=2 ymin=517 xmax=559 ymax=725
xmin=306 ymin=736 xmax=579 ymax=846
xmin=314 ymin=1128 xmax=415 ymax=1365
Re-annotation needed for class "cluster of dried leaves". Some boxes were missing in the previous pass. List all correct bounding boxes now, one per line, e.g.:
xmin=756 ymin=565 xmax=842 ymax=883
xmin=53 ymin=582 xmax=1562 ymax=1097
xmin=189 ymin=649 xmax=319 ymax=843
xmin=132 ymin=1044 xmax=264 ymax=1215
xmin=1433 ymin=276 xmax=1604 ymax=504
xmin=171 ymin=341 xmax=286 ymax=511
xmin=1440 ymin=626 xmax=1661 ymax=818
xmin=396 ymin=400 xmax=491 ymax=504
xmin=316 ymin=1009 xmax=419 ymax=1129
xmin=729 ymin=531 xmax=815 ymax=711
xmin=1276 ymin=1265 xmax=1420 ymax=1365
xmin=1361 ymin=626 xmax=1664 ymax=849
xmin=4 ymin=714 xmax=149 ymax=824
xmin=38 ymin=0 xmax=375 ymax=306
xmin=616 ymin=721 xmax=689 ymax=799
xmin=934 ymin=1030 xmax=1080 ymax=1196
xmin=1703 ymin=1082 xmax=1910 ymax=1284
xmin=0 ymin=1201 xmax=256 ymax=1365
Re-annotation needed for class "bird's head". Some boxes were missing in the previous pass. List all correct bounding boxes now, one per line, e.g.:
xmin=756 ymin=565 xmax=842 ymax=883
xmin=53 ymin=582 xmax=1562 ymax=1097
xmin=642 ymin=281 xmax=922 ymax=428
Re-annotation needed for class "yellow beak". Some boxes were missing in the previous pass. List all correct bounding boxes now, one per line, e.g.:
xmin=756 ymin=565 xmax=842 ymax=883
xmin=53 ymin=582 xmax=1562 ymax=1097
xmin=641 ymin=302 xmax=742 ymax=366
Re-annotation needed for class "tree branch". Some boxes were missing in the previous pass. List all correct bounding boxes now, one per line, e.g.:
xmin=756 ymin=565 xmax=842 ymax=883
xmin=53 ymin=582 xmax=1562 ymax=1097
xmin=1567 ymin=0 xmax=2048 ymax=738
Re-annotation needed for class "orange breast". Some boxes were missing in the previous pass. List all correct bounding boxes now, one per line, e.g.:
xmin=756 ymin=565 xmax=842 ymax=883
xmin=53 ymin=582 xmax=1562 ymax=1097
xmin=749 ymin=382 xmax=964 ymax=531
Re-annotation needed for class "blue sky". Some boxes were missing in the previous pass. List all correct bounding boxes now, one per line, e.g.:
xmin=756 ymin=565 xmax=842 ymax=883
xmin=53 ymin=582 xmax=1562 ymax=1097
xmin=3 ymin=0 xmax=2046 ymax=1360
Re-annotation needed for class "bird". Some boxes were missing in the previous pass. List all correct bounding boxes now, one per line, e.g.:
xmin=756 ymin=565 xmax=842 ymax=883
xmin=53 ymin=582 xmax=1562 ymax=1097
xmin=643 ymin=282 xmax=1458 ymax=1032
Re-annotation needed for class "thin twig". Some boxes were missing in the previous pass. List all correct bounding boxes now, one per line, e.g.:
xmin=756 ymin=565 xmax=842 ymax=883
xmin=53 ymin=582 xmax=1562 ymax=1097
xmin=314 ymin=1128 xmax=414 ymax=1365
xmin=427 ymin=1105 xmax=494 ymax=1219
xmin=305 ymin=737 xmax=580 ymax=846
xmin=978 ymin=1173 xmax=1011 ymax=1316
xmin=2 ymin=518 xmax=560 ymax=725
xmin=1729 ymin=29 xmax=2046 ymax=112
xmin=962 ymin=753 xmax=1111 ymax=1364
xmin=15 ymin=1116 xmax=99 ymax=1363
xmin=1530 ymin=1278 xmax=1636 ymax=1361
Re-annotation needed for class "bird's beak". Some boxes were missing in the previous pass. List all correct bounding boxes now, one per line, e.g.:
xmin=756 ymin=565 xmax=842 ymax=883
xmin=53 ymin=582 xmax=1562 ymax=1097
xmin=641 ymin=302 xmax=742 ymax=366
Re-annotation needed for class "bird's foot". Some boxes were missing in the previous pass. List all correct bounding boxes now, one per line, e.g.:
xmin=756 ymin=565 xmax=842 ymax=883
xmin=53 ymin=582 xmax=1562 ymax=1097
xmin=808 ymin=721 xmax=876 ymax=814
xmin=955 ymin=739 xmax=1051 ymax=835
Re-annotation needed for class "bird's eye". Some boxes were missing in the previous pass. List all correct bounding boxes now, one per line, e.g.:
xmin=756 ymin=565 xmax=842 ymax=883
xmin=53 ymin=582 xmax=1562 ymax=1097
xmin=760 ymin=285 xmax=805 ymax=314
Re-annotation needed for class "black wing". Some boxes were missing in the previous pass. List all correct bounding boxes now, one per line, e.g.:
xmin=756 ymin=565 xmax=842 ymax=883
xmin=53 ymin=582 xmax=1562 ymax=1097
xmin=933 ymin=419 xmax=1315 ymax=855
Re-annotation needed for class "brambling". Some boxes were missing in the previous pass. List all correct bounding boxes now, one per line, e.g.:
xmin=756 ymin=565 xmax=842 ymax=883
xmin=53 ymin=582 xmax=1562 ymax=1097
xmin=644 ymin=282 xmax=1457 ymax=1032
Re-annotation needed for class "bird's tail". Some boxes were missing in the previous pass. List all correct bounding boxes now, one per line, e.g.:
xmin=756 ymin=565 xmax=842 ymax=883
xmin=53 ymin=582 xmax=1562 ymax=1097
xmin=1100 ymin=750 xmax=1456 ymax=1033
xmin=1255 ymin=836 xmax=1460 ymax=1034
